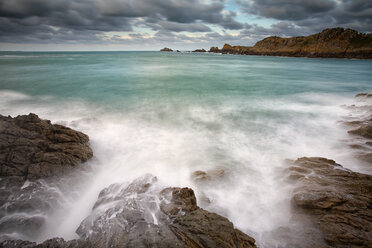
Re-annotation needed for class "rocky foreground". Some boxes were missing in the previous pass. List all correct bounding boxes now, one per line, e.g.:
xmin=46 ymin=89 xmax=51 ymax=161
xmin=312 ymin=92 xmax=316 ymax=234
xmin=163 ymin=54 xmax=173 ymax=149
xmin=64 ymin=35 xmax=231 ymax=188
xmin=0 ymin=113 xmax=93 ymax=181
xmin=209 ymin=28 xmax=372 ymax=59
xmin=1 ymin=97 xmax=372 ymax=248
xmin=0 ymin=114 xmax=256 ymax=248
xmin=288 ymin=157 xmax=372 ymax=248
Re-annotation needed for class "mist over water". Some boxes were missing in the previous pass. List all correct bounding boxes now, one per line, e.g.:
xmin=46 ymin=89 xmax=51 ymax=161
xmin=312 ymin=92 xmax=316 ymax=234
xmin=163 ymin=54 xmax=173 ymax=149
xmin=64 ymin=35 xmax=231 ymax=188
xmin=0 ymin=52 xmax=371 ymax=247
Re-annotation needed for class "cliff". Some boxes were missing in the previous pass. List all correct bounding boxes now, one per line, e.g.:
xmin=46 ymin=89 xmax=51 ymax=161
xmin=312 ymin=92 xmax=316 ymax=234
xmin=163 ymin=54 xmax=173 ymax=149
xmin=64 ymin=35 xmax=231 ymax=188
xmin=210 ymin=28 xmax=372 ymax=59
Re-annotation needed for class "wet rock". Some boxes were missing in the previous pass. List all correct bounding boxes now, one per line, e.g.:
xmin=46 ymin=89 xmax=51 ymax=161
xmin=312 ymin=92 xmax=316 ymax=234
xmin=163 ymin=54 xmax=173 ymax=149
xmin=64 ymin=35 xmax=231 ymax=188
xmin=0 ymin=113 xmax=93 ymax=181
xmin=355 ymin=93 xmax=372 ymax=98
xmin=343 ymin=94 xmax=372 ymax=165
xmin=76 ymin=174 xmax=257 ymax=248
xmin=348 ymin=125 xmax=372 ymax=139
xmin=288 ymin=157 xmax=372 ymax=247
xmin=0 ymin=238 xmax=92 ymax=248
xmin=191 ymin=168 xmax=226 ymax=182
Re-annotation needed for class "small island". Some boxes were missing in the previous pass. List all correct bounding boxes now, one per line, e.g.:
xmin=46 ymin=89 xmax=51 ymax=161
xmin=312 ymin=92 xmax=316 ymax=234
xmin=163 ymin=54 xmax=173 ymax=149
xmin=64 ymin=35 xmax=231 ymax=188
xmin=192 ymin=48 xmax=206 ymax=53
xmin=160 ymin=47 xmax=173 ymax=52
xmin=209 ymin=28 xmax=372 ymax=59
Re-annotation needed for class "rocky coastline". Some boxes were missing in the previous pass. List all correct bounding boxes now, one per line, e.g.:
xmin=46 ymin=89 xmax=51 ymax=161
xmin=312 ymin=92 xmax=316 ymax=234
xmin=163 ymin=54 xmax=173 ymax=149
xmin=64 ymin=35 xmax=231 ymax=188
xmin=209 ymin=28 xmax=372 ymax=59
xmin=1 ymin=94 xmax=372 ymax=247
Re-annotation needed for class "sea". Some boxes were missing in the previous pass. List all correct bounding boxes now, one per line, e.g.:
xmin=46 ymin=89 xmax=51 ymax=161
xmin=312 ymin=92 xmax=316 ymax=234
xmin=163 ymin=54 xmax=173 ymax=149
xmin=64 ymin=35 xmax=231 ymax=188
xmin=0 ymin=51 xmax=371 ymax=247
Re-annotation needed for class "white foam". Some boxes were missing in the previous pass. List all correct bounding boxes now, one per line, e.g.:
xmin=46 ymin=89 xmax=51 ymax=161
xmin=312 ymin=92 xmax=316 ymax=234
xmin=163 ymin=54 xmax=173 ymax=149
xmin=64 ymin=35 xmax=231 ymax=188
xmin=0 ymin=90 xmax=367 ymax=247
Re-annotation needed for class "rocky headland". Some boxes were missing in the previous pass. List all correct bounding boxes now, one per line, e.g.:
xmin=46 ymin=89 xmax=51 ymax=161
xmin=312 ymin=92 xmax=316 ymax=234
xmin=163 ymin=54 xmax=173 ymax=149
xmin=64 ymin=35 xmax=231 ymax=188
xmin=209 ymin=28 xmax=372 ymax=59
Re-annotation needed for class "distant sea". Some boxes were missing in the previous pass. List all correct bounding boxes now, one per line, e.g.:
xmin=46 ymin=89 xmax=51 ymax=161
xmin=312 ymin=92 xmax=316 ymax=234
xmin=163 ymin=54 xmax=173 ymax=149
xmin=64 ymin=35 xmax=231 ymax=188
xmin=1 ymin=51 xmax=371 ymax=247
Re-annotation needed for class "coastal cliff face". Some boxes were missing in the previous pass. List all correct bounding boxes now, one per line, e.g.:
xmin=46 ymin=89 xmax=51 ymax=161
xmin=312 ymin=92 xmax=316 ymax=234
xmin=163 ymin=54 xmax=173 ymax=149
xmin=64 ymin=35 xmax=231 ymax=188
xmin=210 ymin=28 xmax=372 ymax=59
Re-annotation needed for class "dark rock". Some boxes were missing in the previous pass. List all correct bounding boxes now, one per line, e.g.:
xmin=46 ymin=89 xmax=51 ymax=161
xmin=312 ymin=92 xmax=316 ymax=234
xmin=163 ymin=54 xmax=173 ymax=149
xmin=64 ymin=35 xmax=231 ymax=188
xmin=76 ymin=174 xmax=257 ymax=248
xmin=192 ymin=49 xmax=206 ymax=53
xmin=209 ymin=28 xmax=372 ymax=59
xmin=355 ymin=93 xmax=372 ymax=98
xmin=0 ymin=238 xmax=92 ymax=248
xmin=0 ymin=113 xmax=93 ymax=181
xmin=160 ymin=47 xmax=173 ymax=52
xmin=343 ymin=96 xmax=372 ymax=164
xmin=191 ymin=168 xmax=226 ymax=182
xmin=288 ymin=157 xmax=372 ymax=247
xmin=348 ymin=124 xmax=372 ymax=139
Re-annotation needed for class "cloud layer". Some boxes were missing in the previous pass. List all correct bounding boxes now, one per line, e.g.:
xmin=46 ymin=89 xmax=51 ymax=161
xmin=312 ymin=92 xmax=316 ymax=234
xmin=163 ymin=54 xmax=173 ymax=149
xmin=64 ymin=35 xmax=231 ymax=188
xmin=0 ymin=0 xmax=371 ymax=49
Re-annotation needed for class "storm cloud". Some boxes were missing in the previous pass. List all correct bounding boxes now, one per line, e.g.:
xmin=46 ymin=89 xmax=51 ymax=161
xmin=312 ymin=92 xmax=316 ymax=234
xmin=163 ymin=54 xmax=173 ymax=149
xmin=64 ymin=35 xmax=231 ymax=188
xmin=0 ymin=0 xmax=371 ymax=49
xmin=236 ymin=0 xmax=372 ymax=33
xmin=0 ymin=0 xmax=244 ymax=44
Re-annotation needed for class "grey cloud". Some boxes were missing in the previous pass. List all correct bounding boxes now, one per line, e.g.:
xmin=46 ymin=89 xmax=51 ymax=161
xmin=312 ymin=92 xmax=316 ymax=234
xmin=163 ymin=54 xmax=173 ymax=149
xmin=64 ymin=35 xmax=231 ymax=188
xmin=236 ymin=0 xmax=336 ymax=21
xmin=158 ymin=21 xmax=211 ymax=32
xmin=237 ymin=0 xmax=372 ymax=33
xmin=0 ymin=0 xmax=244 ymax=44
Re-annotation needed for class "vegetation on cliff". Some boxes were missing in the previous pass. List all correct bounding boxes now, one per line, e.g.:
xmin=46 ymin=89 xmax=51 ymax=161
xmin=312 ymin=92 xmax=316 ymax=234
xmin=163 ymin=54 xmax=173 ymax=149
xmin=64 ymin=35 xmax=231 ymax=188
xmin=209 ymin=28 xmax=372 ymax=59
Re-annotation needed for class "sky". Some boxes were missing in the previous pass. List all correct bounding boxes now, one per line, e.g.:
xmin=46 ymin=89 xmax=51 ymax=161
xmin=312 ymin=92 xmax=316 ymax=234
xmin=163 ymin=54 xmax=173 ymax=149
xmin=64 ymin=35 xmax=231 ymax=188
xmin=0 ymin=0 xmax=371 ymax=51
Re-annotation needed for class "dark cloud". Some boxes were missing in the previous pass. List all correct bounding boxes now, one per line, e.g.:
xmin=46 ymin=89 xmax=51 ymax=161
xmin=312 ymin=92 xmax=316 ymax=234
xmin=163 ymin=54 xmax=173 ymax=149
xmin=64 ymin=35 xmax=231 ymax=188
xmin=0 ymin=0 xmax=244 ymax=44
xmin=237 ymin=0 xmax=372 ymax=33
xmin=236 ymin=0 xmax=336 ymax=21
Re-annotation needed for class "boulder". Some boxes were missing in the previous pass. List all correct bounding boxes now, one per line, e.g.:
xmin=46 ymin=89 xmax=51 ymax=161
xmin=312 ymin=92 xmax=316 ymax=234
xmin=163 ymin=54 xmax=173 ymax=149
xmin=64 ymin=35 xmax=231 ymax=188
xmin=76 ymin=174 xmax=257 ymax=248
xmin=2 ymin=175 xmax=256 ymax=248
xmin=288 ymin=157 xmax=372 ymax=247
xmin=0 ymin=113 xmax=93 ymax=181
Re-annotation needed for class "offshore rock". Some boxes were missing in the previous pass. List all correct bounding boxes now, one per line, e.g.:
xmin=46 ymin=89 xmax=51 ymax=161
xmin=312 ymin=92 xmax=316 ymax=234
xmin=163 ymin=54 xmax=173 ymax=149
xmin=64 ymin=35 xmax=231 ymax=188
xmin=192 ymin=48 xmax=206 ymax=53
xmin=160 ymin=47 xmax=173 ymax=52
xmin=0 ymin=113 xmax=93 ymax=181
xmin=288 ymin=157 xmax=372 ymax=247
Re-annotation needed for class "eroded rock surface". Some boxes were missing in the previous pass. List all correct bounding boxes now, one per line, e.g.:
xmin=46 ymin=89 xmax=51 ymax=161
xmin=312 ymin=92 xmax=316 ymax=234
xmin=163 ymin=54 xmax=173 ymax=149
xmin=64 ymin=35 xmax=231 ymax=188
xmin=1 ymin=175 xmax=256 ymax=248
xmin=0 ymin=113 xmax=93 ymax=181
xmin=0 ymin=113 xmax=93 ymax=242
xmin=76 ymin=174 xmax=256 ymax=248
xmin=343 ymin=93 xmax=372 ymax=164
xmin=288 ymin=157 xmax=372 ymax=247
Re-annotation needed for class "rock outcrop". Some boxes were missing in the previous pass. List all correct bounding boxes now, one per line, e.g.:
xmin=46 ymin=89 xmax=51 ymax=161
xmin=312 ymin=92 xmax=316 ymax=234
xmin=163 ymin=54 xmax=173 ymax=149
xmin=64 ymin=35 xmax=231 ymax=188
xmin=1 ymin=175 xmax=257 ymax=248
xmin=209 ymin=28 xmax=372 ymax=59
xmin=343 ymin=93 xmax=372 ymax=164
xmin=0 ymin=113 xmax=93 ymax=181
xmin=160 ymin=47 xmax=173 ymax=52
xmin=192 ymin=48 xmax=206 ymax=53
xmin=287 ymin=157 xmax=372 ymax=247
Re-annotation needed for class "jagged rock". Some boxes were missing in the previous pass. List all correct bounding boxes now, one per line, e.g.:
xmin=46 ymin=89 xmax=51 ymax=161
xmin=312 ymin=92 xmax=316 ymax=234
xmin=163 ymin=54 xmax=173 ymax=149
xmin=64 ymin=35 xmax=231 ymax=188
xmin=288 ymin=157 xmax=372 ymax=247
xmin=76 ymin=174 xmax=257 ymax=248
xmin=160 ymin=47 xmax=173 ymax=52
xmin=0 ymin=113 xmax=93 ymax=181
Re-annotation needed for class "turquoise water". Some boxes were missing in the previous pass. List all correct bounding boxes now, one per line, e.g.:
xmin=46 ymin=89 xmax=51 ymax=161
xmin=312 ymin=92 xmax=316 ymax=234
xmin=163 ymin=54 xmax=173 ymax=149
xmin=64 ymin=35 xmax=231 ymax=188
xmin=0 ymin=52 xmax=371 ymax=247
